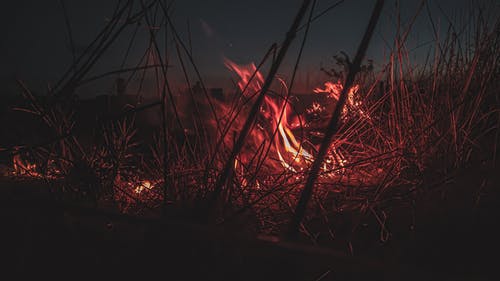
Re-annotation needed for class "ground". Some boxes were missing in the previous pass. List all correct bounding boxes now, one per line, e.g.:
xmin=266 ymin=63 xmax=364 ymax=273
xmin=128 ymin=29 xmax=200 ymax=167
xmin=1 ymin=162 xmax=499 ymax=280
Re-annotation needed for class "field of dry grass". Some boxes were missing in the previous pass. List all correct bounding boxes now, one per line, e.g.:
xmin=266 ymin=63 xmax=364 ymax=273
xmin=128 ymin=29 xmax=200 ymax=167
xmin=1 ymin=0 xmax=499 ymax=279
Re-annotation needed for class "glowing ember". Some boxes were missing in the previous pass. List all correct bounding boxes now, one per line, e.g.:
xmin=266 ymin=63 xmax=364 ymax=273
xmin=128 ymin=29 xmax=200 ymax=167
xmin=306 ymin=102 xmax=325 ymax=115
xmin=134 ymin=180 xmax=154 ymax=194
xmin=313 ymin=81 xmax=347 ymax=99
xmin=12 ymin=154 xmax=42 ymax=177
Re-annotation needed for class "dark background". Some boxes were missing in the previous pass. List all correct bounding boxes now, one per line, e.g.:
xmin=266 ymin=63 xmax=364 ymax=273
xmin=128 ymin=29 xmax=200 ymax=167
xmin=0 ymin=0 xmax=483 ymax=96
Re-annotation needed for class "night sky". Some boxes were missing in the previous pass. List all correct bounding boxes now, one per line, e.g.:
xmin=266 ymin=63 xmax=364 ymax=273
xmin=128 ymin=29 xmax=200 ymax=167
xmin=0 ymin=0 xmax=492 ymax=95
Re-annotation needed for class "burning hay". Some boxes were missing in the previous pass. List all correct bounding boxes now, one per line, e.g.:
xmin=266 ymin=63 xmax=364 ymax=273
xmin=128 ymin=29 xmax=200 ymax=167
xmin=2 ymin=0 xmax=499 ymax=254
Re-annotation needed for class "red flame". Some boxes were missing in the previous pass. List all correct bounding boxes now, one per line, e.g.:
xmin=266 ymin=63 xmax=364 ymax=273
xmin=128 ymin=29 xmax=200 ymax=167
xmin=224 ymin=59 xmax=264 ymax=97
xmin=225 ymin=59 xmax=314 ymax=171
xmin=12 ymin=154 xmax=42 ymax=177
xmin=224 ymin=59 xmax=371 ymax=178
xmin=134 ymin=180 xmax=154 ymax=194
xmin=313 ymin=81 xmax=368 ymax=119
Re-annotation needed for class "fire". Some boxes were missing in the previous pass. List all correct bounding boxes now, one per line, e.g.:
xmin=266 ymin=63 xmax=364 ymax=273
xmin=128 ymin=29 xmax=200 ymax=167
xmin=224 ymin=59 xmax=264 ymax=97
xmin=11 ymin=153 xmax=155 ymax=196
xmin=12 ymin=154 xmax=42 ymax=177
xmin=11 ymin=154 xmax=63 ymax=179
xmin=313 ymin=81 xmax=367 ymax=118
xmin=224 ymin=59 xmax=369 ymax=177
xmin=313 ymin=81 xmax=347 ymax=99
xmin=266 ymin=94 xmax=313 ymax=171
xmin=134 ymin=180 xmax=154 ymax=194
xmin=306 ymin=102 xmax=325 ymax=115
xmin=234 ymin=158 xmax=250 ymax=187
xmin=225 ymin=59 xmax=314 ymax=171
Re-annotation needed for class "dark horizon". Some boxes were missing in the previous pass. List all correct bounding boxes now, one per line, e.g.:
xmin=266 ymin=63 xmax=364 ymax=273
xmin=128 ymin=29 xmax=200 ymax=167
xmin=0 ymin=0 xmax=496 ymax=97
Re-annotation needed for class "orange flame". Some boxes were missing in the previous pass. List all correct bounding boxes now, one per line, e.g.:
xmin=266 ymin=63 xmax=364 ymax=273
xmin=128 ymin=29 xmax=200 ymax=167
xmin=12 ymin=154 xmax=41 ymax=177
xmin=224 ymin=59 xmax=264 ymax=97
xmin=134 ymin=180 xmax=154 ymax=194
xmin=313 ymin=81 xmax=367 ymax=118
xmin=224 ymin=60 xmax=368 ymax=177
xmin=225 ymin=59 xmax=313 ymax=171
xmin=314 ymin=81 xmax=360 ymax=110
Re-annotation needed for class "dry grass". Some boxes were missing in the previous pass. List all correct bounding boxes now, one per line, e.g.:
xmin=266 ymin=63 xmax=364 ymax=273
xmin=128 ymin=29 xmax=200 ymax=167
xmin=4 ymin=0 xmax=499 ymax=251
